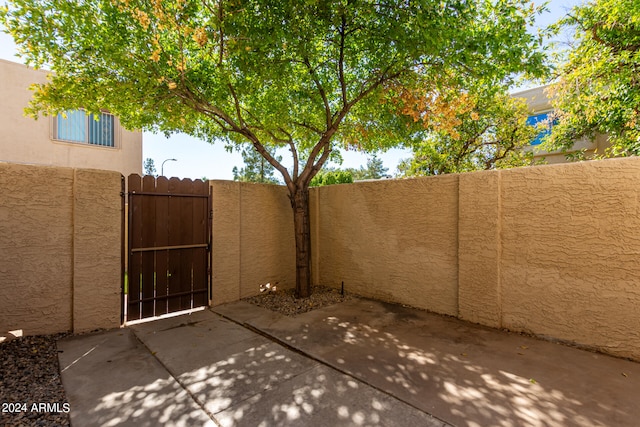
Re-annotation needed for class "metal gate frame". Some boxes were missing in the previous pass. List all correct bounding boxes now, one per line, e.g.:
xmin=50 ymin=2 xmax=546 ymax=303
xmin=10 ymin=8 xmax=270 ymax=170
xmin=125 ymin=174 xmax=211 ymax=321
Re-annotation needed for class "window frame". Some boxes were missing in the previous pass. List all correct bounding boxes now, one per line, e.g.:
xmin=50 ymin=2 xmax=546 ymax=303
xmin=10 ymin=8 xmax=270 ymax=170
xmin=526 ymin=110 xmax=555 ymax=146
xmin=51 ymin=109 xmax=120 ymax=149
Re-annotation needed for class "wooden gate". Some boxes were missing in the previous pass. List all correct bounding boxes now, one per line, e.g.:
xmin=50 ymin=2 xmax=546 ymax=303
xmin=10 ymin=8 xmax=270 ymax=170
xmin=126 ymin=174 xmax=211 ymax=321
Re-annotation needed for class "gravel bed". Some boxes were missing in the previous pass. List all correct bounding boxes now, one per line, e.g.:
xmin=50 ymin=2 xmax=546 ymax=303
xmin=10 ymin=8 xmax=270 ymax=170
xmin=244 ymin=285 xmax=352 ymax=316
xmin=0 ymin=333 xmax=71 ymax=427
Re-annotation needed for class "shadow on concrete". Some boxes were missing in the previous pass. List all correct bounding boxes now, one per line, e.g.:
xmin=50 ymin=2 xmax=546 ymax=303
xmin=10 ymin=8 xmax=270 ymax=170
xmin=60 ymin=297 xmax=640 ymax=426
xmin=216 ymin=298 xmax=640 ymax=427
xmin=130 ymin=310 xmax=444 ymax=426
xmin=58 ymin=328 xmax=214 ymax=427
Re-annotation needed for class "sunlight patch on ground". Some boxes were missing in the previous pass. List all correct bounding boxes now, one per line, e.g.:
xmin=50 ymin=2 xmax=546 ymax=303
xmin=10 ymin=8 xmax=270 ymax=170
xmin=96 ymin=378 xmax=215 ymax=427
xmin=125 ymin=306 xmax=206 ymax=326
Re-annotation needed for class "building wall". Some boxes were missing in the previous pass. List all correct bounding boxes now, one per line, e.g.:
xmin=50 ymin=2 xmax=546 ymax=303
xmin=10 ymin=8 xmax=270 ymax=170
xmin=513 ymin=85 xmax=611 ymax=163
xmin=0 ymin=162 xmax=122 ymax=339
xmin=0 ymin=59 xmax=142 ymax=177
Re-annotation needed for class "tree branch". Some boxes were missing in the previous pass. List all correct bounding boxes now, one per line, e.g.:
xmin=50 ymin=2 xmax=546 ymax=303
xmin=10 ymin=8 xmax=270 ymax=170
xmin=218 ymin=0 xmax=224 ymax=64
xmin=303 ymin=57 xmax=332 ymax=129
xmin=339 ymin=13 xmax=348 ymax=107
xmin=200 ymin=0 xmax=225 ymax=64
xmin=281 ymin=129 xmax=299 ymax=180
xmin=346 ymin=66 xmax=405 ymax=113
xmin=313 ymin=144 xmax=332 ymax=173
xmin=292 ymin=121 xmax=324 ymax=135
xmin=173 ymin=83 xmax=294 ymax=186
xmin=243 ymin=134 xmax=294 ymax=189
xmin=227 ymin=82 xmax=245 ymax=127
xmin=590 ymin=21 xmax=640 ymax=54
xmin=302 ymin=64 xmax=406 ymax=181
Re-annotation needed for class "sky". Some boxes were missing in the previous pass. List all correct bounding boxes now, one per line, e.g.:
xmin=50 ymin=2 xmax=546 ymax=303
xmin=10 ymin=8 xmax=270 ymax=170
xmin=0 ymin=0 xmax=583 ymax=180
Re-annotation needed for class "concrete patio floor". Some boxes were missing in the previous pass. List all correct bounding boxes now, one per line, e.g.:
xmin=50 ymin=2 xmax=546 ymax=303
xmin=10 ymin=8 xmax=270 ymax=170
xmin=58 ymin=297 xmax=640 ymax=426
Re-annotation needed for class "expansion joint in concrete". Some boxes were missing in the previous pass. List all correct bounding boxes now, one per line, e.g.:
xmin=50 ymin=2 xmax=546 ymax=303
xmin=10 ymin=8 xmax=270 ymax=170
xmin=213 ymin=310 xmax=452 ymax=427
xmin=129 ymin=327 xmax=223 ymax=427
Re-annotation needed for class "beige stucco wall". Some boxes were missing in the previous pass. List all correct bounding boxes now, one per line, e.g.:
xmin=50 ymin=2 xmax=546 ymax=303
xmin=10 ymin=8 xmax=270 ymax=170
xmin=0 ymin=163 xmax=74 ymax=336
xmin=0 ymin=162 xmax=122 ymax=338
xmin=209 ymin=181 xmax=295 ymax=305
xmin=311 ymin=177 xmax=460 ymax=316
xmin=310 ymin=159 xmax=639 ymax=360
xmin=458 ymin=170 xmax=502 ymax=328
xmin=73 ymin=169 xmax=123 ymax=332
xmin=0 ymin=59 xmax=142 ymax=177
xmin=499 ymin=159 xmax=640 ymax=359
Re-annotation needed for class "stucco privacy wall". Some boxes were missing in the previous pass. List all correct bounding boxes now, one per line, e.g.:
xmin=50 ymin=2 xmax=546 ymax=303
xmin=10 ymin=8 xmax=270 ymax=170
xmin=209 ymin=180 xmax=295 ymax=305
xmin=0 ymin=162 xmax=122 ymax=338
xmin=498 ymin=159 xmax=640 ymax=359
xmin=311 ymin=176 xmax=460 ymax=316
xmin=72 ymin=169 xmax=122 ymax=332
xmin=458 ymin=170 xmax=502 ymax=328
xmin=310 ymin=158 xmax=640 ymax=360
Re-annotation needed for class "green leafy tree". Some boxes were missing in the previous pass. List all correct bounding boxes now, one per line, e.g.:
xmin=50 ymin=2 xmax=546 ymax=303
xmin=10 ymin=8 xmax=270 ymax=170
xmin=143 ymin=157 xmax=157 ymax=176
xmin=397 ymin=85 xmax=541 ymax=176
xmin=310 ymin=169 xmax=354 ymax=187
xmin=349 ymin=155 xmax=389 ymax=180
xmin=1 ymin=0 xmax=546 ymax=297
xmin=547 ymin=0 xmax=640 ymax=156
xmin=232 ymin=147 xmax=281 ymax=184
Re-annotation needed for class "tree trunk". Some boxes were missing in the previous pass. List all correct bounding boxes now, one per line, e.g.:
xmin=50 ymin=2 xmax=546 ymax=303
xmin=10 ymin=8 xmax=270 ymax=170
xmin=290 ymin=185 xmax=312 ymax=298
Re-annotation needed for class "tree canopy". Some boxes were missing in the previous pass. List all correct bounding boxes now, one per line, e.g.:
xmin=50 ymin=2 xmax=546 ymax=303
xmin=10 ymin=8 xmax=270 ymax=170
xmin=2 ymin=0 xmax=546 ymax=166
xmin=547 ymin=0 xmax=640 ymax=156
xmin=350 ymin=155 xmax=390 ymax=180
xmin=310 ymin=168 xmax=354 ymax=186
xmin=2 ymin=0 xmax=547 ymax=297
xmin=397 ymin=84 xmax=541 ymax=176
xmin=232 ymin=147 xmax=281 ymax=184
xmin=143 ymin=157 xmax=157 ymax=176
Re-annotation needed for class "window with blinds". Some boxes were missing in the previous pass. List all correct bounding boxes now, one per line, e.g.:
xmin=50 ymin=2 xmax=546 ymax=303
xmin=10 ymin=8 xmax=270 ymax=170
xmin=54 ymin=110 xmax=116 ymax=147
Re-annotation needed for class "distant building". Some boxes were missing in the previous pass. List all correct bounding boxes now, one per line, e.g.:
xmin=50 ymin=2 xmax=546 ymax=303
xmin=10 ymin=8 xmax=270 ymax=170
xmin=0 ymin=59 xmax=142 ymax=176
xmin=513 ymin=85 xmax=610 ymax=164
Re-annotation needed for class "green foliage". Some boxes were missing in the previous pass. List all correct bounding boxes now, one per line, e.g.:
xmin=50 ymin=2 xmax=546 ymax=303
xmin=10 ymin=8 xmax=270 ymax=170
xmin=398 ymin=86 xmax=542 ymax=176
xmin=232 ymin=147 xmax=281 ymax=184
xmin=309 ymin=155 xmax=388 ymax=185
xmin=1 ymin=0 xmax=548 ymax=190
xmin=547 ymin=0 xmax=640 ymax=156
xmin=1 ymin=0 xmax=549 ymax=297
xmin=143 ymin=157 xmax=157 ymax=176
xmin=309 ymin=155 xmax=388 ymax=186
xmin=310 ymin=169 xmax=353 ymax=187
xmin=348 ymin=155 xmax=390 ymax=180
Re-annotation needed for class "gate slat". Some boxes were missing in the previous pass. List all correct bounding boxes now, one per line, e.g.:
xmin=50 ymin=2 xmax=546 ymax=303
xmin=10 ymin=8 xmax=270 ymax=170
xmin=141 ymin=175 xmax=156 ymax=318
xmin=154 ymin=177 xmax=169 ymax=316
xmin=167 ymin=177 xmax=183 ymax=312
xmin=179 ymin=179 xmax=195 ymax=311
xmin=192 ymin=179 xmax=208 ymax=307
xmin=127 ymin=174 xmax=142 ymax=320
